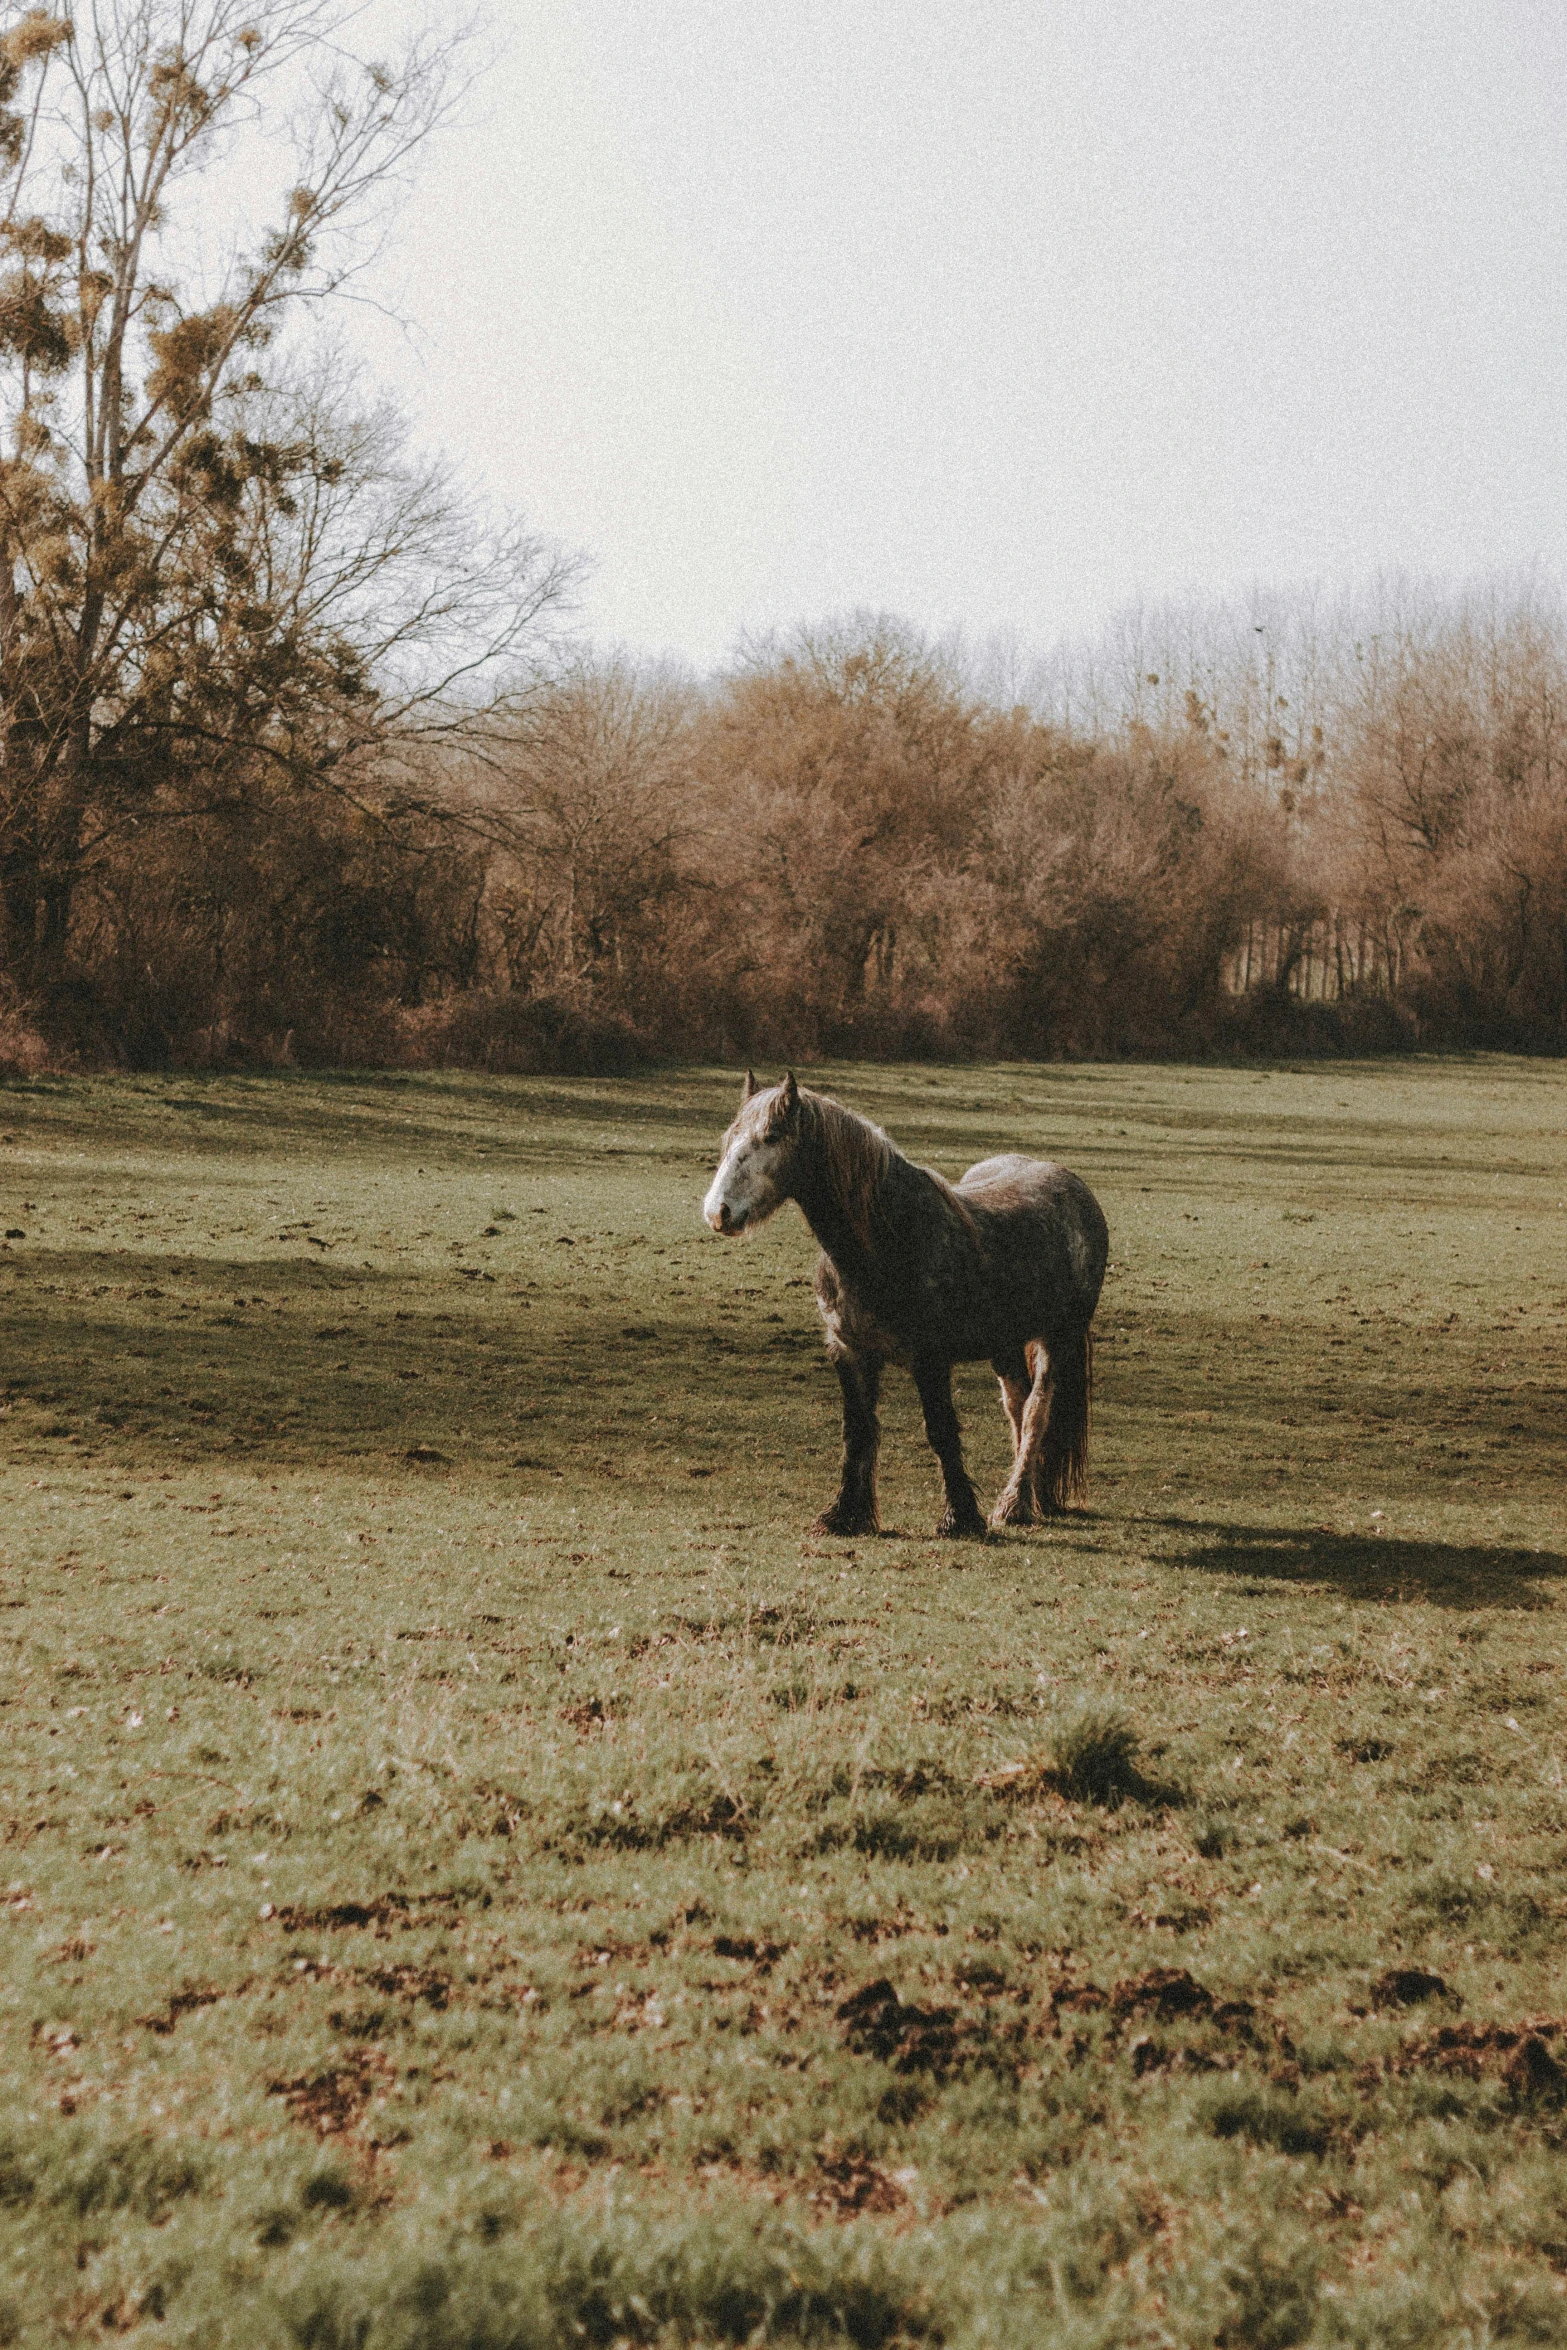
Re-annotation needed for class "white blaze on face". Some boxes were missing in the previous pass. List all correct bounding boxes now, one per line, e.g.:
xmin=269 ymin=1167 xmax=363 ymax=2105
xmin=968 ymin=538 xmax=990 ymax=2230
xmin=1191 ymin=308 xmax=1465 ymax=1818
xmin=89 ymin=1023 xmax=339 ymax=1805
xmin=702 ymin=1128 xmax=787 ymax=1235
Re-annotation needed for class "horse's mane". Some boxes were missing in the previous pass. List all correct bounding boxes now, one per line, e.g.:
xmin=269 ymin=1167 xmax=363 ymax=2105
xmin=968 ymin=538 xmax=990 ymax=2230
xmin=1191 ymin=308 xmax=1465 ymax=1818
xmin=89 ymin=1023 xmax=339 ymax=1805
xmin=797 ymin=1087 xmax=979 ymax=1258
xmin=796 ymin=1090 xmax=898 ymax=1253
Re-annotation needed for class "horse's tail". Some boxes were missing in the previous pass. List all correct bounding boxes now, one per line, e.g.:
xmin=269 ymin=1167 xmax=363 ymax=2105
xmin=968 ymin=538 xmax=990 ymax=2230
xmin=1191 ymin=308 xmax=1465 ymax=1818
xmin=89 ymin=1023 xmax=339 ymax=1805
xmin=1037 ymin=1326 xmax=1093 ymax=1511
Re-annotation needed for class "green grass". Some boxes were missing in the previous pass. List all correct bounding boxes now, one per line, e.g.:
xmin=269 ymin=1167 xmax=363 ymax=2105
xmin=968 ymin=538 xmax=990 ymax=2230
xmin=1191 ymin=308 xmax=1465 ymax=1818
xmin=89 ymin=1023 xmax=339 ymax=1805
xmin=1 ymin=1055 xmax=1565 ymax=2347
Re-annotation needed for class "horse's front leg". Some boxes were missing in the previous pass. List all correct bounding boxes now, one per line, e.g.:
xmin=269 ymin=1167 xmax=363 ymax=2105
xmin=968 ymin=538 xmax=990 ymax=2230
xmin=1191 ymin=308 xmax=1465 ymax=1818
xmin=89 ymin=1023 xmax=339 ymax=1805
xmin=813 ymin=1351 xmax=883 ymax=1536
xmin=913 ymin=1357 xmax=986 ymax=1539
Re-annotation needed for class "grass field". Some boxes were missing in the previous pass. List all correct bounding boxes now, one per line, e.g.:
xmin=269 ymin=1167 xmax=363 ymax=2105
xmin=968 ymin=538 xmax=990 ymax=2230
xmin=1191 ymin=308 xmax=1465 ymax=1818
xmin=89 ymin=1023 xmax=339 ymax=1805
xmin=2 ymin=1055 xmax=1565 ymax=2349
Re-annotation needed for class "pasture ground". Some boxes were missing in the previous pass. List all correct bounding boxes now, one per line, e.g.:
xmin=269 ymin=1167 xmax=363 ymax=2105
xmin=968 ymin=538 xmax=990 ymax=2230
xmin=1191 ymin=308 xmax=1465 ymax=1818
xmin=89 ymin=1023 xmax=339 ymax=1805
xmin=1 ymin=1056 xmax=1565 ymax=2349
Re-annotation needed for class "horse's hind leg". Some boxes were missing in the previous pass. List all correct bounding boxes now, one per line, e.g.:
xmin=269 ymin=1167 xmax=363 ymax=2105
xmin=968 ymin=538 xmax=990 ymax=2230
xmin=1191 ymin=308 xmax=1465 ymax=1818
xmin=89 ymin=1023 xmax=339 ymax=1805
xmin=993 ymin=1352 xmax=1029 ymax=1448
xmin=990 ymin=1352 xmax=1035 ymax=1528
xmin=913 ymin=1357 xmax=987 ymax=1540
xmin=991 ymin=1342 xmax=1052 ymax=1527
xmin=813 ymin=1352 xmax=883 ymax=1537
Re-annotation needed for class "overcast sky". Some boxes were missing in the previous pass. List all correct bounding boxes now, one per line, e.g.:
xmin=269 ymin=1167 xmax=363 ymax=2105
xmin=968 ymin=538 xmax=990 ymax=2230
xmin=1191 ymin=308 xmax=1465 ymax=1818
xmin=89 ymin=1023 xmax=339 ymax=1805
xmin=347 ymin=0 xmax=1567 ymax=669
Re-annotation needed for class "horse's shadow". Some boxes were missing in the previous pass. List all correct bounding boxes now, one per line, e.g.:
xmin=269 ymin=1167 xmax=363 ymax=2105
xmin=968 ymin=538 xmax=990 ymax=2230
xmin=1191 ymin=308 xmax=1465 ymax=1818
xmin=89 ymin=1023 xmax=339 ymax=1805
xmin=1153 ymin=1515 xmax=1567 ymax=1610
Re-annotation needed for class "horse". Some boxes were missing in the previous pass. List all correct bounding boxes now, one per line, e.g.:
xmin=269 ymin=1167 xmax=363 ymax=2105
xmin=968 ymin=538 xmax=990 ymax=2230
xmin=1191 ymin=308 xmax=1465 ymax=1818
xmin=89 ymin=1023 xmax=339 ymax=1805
xmin=702 ymin=1071 xmax=1109 ymax=1538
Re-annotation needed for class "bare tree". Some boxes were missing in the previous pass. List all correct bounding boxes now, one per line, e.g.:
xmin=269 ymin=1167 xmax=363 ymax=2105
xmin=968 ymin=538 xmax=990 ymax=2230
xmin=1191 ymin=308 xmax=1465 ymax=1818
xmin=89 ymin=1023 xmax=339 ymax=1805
xmin=0 ymin=1 xmax=572 ymax=994
xmin=463 ymin=655 xmax=703 ymax=1004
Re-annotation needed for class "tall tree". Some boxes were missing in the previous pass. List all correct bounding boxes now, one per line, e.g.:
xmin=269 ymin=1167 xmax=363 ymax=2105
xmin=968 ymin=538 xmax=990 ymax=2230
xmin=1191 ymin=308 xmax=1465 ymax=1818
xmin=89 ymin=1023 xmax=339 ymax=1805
xmin=0 ymin=1 xmax=569 ymax=994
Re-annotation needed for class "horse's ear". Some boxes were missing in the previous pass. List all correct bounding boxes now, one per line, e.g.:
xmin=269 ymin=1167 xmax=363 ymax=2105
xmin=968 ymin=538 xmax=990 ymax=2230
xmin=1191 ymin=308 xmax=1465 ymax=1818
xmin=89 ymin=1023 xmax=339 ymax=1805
xmin=742 ymin=1068 xmax=757 ymax=1101
xmin=781 ymin=1069 xmax=799 ymax=1114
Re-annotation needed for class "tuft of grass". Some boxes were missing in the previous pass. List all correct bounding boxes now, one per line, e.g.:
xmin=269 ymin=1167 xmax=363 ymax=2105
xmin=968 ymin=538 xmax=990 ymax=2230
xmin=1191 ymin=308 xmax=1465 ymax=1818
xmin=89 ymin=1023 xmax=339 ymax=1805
xmin=1045 ymin=1699 xmax=1145 ymax=1802
xmin=980 ymin=1698 xmax=1148 ymax=1805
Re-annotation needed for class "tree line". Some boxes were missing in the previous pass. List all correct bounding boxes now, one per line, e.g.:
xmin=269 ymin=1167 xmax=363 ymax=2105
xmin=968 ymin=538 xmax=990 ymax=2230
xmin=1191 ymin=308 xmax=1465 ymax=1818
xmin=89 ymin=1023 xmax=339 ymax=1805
xmin=437 ymin=590 xmax=1567 ymax=1069
xmin=3 ymin=4 xmax=1564 ymax=1074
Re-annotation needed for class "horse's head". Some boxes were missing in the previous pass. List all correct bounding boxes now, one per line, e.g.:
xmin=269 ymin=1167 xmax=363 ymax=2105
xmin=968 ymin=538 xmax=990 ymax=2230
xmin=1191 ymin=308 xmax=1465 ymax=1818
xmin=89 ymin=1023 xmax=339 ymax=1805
xmin=702 ymin=1069 xmax=800 ymax=1236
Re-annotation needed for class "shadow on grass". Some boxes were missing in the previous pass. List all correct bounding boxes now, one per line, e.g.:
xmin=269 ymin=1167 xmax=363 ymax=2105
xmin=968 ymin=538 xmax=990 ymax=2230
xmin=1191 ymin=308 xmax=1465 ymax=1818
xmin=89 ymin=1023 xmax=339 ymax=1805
xmin=0 ymin=1248 xmax=797 ymax=1476
xmin=1 ymin=1065 xmax=730 ymax=1160
xmin=1162 ymin=1517 xmax=1567 ymax=1609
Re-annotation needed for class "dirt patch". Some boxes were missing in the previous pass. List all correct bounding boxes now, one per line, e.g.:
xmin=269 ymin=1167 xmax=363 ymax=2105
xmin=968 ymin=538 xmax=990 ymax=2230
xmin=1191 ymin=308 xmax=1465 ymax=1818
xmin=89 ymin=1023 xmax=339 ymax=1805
xmin=845 ymin=1907 xmax=934 ymax=1945
xmin=560 ymin=1695 xmax=630 ymax=1733
xmin=360 ymin=1962 xmax=451 ymax=2008
xmin=268 ymin=2047 xmax=393 ymax=2137
xmin=273 ymin=1891 xmax=462 ymax=1936
xmin=329 ymin=2005 xmax=390 ymax=2039
xmin=1388 ymin=2019 xmax=1567 ymax=2097
xmin=287 ymin=1957 xmax=455 ymax=2010
xmin=1049 ymin=1976 xmax=1110 ymax=2017
xmin=1104 ymin=1968 xmax=1265 ymax=2043
xmin=1335 ymin=1736 xmax=1395 ymax=1763
xmin=712 ymin=1934 xmax=786 ymax=1968
xmin=137 ymin=1982 xmax=234 ymax=2036
xmin=1053 ymin=1968 xmax=1293 ymax=2082
xmin=836 ymin=1978 xmax=969 ymax=2077
xmin=1505 ymin=2037 xmax=1567 ymax=2098
xmin=1131 ymin=1899 xmax=1214 ymax=1933
xmin=1110 ymin=1966 xmax=1217 ymax=2023
xmin=1371 ymin=1967 xmax=1453 ymax=2011
xmin=1128 ymin=2032 xmax=1221 ymax=2076
xmin=809 ymin=2152 xmax=917 ymax=2218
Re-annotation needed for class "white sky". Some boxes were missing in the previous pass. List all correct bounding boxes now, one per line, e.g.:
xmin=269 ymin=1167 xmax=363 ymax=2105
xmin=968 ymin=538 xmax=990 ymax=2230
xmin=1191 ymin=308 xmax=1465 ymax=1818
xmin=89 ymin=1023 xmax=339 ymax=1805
xmin=344 ymin=0 xmax=1567 ymax=669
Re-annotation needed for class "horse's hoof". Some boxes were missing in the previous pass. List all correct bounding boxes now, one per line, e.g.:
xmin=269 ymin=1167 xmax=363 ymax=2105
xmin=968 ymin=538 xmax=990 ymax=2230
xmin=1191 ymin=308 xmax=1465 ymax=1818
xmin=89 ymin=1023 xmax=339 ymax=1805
xmin=812 ymin=1509 xmax=878 ymax=1538
xmin=937 ymin=1508 xmax=989 ymax=1541
xmin=989 ymin=1494 xmax=1036 ymax=1530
